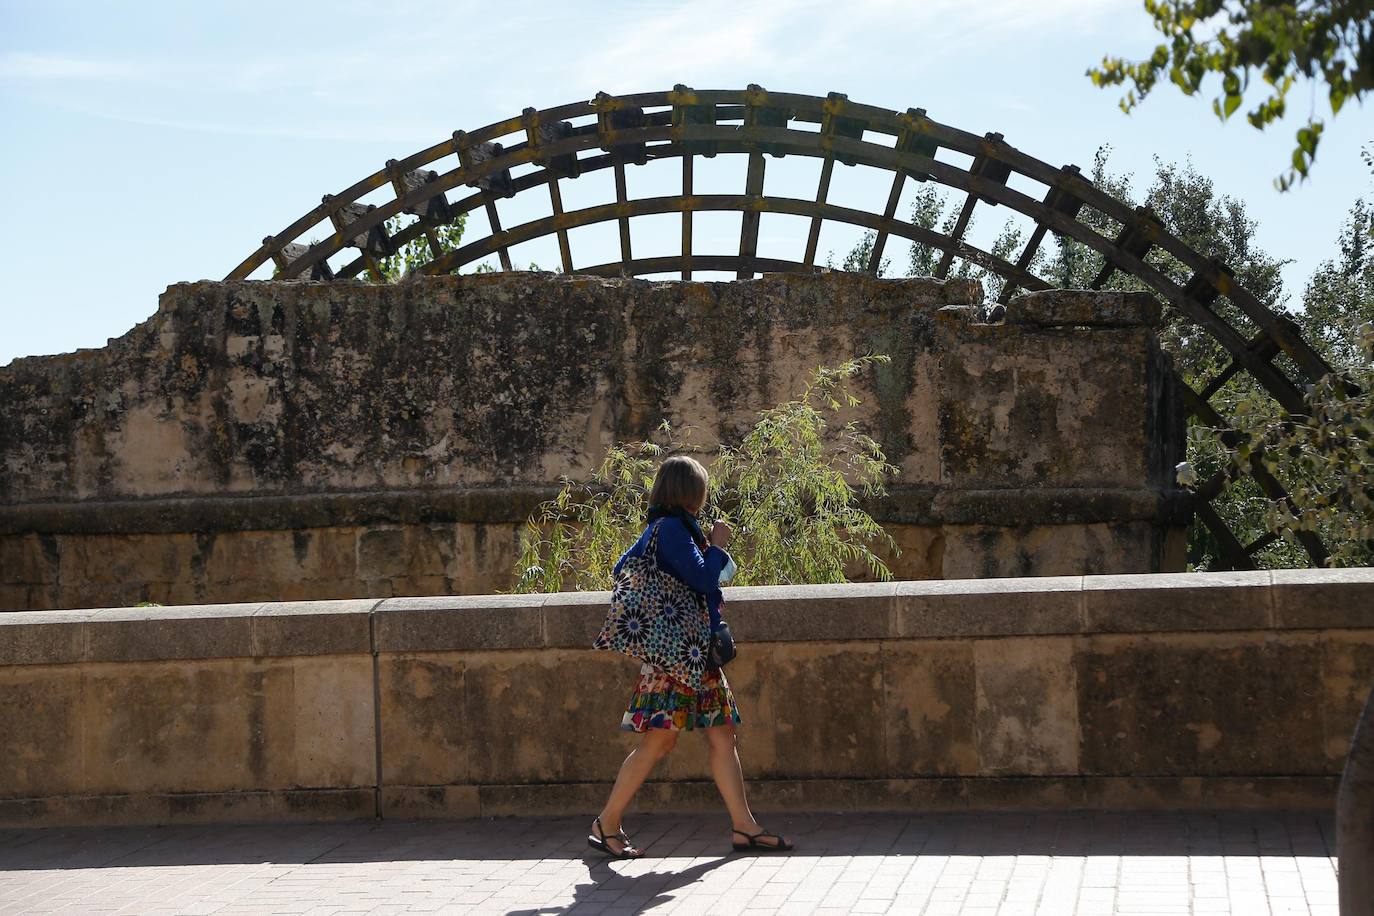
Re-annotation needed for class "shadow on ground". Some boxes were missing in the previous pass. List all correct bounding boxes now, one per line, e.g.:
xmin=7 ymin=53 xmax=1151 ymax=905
xmin=0 ymin=810 xmax=1334 ymax=875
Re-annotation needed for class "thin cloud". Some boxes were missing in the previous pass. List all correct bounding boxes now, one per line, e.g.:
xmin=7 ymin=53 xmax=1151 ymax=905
xmin=0 ymin=52 xmax=144 ymax=81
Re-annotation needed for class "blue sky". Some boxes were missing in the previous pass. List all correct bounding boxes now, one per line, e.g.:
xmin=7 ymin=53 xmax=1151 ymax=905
xmin=1 ymin=0 xmax=1367 ymax=365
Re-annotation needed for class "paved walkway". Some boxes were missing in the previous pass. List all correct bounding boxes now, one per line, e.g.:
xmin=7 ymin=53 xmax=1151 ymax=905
xmin=0 ymin=811 xmax=1338 ymax=915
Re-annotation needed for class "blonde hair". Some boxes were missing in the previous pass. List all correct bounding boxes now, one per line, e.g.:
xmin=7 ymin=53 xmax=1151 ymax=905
xmin=648 ymin=455 xmax=709 ymax=513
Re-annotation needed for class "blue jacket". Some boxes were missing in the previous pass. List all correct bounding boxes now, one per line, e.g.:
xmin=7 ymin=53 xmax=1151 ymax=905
xmin=614 ymin=518 xmax=730 ymax=629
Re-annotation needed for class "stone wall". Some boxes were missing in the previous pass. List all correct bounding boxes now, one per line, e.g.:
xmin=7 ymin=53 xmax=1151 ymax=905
xmin=2 ymin=569 xmax=1370 ymax=827
xmin=0 ymin=274 xmax=1184 ymax=611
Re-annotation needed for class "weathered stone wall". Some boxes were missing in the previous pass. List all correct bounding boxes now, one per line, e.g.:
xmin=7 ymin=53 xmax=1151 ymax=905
xmin=0 ymin=274 xmax=1184 ymax=611
xmin=2 ymin=570 xmax=1370 ymax=827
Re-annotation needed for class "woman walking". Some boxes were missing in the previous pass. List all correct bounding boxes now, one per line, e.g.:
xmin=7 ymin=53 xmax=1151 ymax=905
xmin=588 ymin=455 xmax=794 ymax=859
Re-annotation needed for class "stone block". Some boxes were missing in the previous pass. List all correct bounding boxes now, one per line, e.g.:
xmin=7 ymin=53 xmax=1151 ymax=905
xmin=462 ymin=649 xmax=635 ymax=783
xmin=1079 ymin=776 xmax=1201 ymax=810
xmin=373 ymin=594 xmax=543 ymax=652
xmin=850 ymin=778 xmax=970 ymax=811
xmin=0 ymin=583 xmax=33 ymax=611
xmin=935 ymin=304 xmax=980 ymax=323
xmin=1076 ymin=632 xmax=1326 ymax=776
xmin=722 ymin=583 xmax=896 ymax=642
xmin=56 ymin=533 xmax=196 ymax=586
xmin=204 ymin=531 xmax=311 ymax=586
xmin=0 ymin=609 xmax=92 ymax=666
xmin=1272 ymin=567 xmax=1374 ymax=629
xmin=894 ymin=576 xmax=1082 ymax=638
xmin=941 ymin=522 xmax=1160 ymax=579
xmin=0 ymin=666 xmax=84 ymax=797
xmin=1319 ymin=632 xmax=1374 ymax=767
xmin=967 ymin=777 xmax=1088 ymax=810
xmin=874 ymin=524 xmax=944 ymax=580
xmin=357 ymin=525 xmax=458 ymax=579
xmin=289 ymin=656 xmax=376 ymax=787
xmin=744 ymin=779 xmax=859 ymax=813
xmin=381 ymin=785 xmax=480 ymax=819
xmin=713 ymin=647 xmax=777 ymax=777
xmin=0 ymin=534 xmax=58 ymax=584
xmin=378 ymin=653 xmax=469 ymax=786
xmin=476 ymin=782 xmax=610 ymax=818
xmin=252 ymin=599 xmax=377 ymax=657
xmin=85 ymin=603 xmax=260 ymax=663
xmin=308 ymin=527 xmax=360 ymax=580
xmin=882 ymin=641 xmax=978 ymax=776
xmin=0 ymin=792 xmax=266 ymax=829
xmin=751 ymin=643 xmax=885 ymax=779
xmin=276 ymin=788 xmax=376 ymax=821
xmin=81 ymin=659 xmax=296 ymax=794
xmin=159 ymin=790 xmax=285 ymax=825
xmin=1083 ymin=570 xmax=1271 ymax=632
xmin=635 ymin=779 xmax=736 ymax=813
xmin=974 ymin=637 xmax=1079 ymax=775
xmin=385 ymin=574 xmax=457 ymax=598
xmin=0 ymin=789 xmax=377 ymax=828
xmin=542 ymin=590 xmax=613 ymax=648
xmin=937 ymin=329 xmax=1156 ymax=490
xmin=57 ymin=579 xmax=168 ymax=612
xmin=1006 ymin=290 xmax=1162 ymax=327
xmin=452 ymin=523 xmax=520 ymax=593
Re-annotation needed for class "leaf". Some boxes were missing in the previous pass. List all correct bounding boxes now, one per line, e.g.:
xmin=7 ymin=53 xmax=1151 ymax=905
xmin=1297 ymin=127 xmax=1317 ymax=156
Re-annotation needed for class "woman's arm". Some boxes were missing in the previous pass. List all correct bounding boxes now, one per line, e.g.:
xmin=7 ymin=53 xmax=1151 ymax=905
xmin=655 ymin=518 xmax=728 ymax=599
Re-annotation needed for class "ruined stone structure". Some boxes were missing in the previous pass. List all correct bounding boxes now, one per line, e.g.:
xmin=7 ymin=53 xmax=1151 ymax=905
xmin=2 ymin=569 xmax=1370 ymax=827
xmin=0 ymin=274 xmax=1182 ymax=611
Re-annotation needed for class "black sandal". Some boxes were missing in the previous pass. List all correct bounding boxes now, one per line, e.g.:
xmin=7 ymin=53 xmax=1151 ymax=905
xmin=588 ymin=816 xmax=641 ymax=859
xmin=732 ymin=827 xmax=795 ymax=852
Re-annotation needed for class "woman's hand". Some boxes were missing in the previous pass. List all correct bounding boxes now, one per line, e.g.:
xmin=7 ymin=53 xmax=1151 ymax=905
xmin=709 ymin=520 xmax=732 ymax=548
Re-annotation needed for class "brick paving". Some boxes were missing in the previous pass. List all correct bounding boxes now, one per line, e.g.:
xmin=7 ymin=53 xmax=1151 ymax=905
xmin=0 ymin=811 xmax=1338 ymax=915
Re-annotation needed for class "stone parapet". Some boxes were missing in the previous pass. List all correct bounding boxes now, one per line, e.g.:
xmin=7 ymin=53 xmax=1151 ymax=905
xmin=2 ymin=569 xmax=1371 ymax=827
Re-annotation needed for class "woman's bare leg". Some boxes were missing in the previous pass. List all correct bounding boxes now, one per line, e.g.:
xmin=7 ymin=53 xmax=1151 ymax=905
xmin=705 ymin=724 xmax=788 ymax=848
xmin=594 ymin=729 xmax=678 ymax=855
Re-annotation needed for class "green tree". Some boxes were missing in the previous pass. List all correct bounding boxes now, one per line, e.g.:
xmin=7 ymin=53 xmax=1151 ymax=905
xmin=905 ymin=185 xmax=949 ymax=278
xmin=375 ymin=215 xmax=467 ymax=282
xmin=1196 ymin=324 xmax=1374 ymax=566
xmin=373 ymin=214 xmax=543 ymax=280
xmin=1089 ymin=0 xmax=1374 ymax=189
xmin=1299 ymin=199 xmax=1374 ymax=369
xmin=838 ymin=231 xmax=892 ymax=276
xmin=1170 ymin=187 xmax=1374 ymax=568
xmin=513 ymin=357 xmax=898 ymax=593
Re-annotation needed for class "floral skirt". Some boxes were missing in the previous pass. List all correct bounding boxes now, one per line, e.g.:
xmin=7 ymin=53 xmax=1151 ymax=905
xmin=620 ymin=663 xmax=742 ymax=732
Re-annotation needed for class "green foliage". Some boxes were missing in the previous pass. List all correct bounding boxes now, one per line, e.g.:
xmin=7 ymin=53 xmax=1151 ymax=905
xmin=1184 ymin=324 xmax=1374 ymax=566
xmin=1173 ymin=197 xmax=1374 ymax=567
xmin=375 ymin=215 xmax=467 ymax=282
xmin=1301 ymin=199 xmax=1374 ymax=370
xmin=1088 ymin=0 xmax=1374 ymax=189
xmin=513 ymin=357 xmax=899 ymax=593
xmin=829 ymin=231 xmax=892 ymax=276
xmin=905 ymin=186 xmax=949 ymax=278
xmin=373 ymin=215 xmax=542 ymax=281
xmin=712 ymin=358 xmax=899 ymax=585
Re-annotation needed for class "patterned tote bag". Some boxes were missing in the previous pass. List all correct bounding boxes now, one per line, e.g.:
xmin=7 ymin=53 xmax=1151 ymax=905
xmin=593 ymin=521 xmax=712 ymax=691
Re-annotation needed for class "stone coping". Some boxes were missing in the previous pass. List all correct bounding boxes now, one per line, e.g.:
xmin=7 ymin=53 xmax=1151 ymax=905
xmin=0 ymin=485 xmax=1182 ymax=535
xmin=2 ymin=568 xmax=1370 ymax=667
